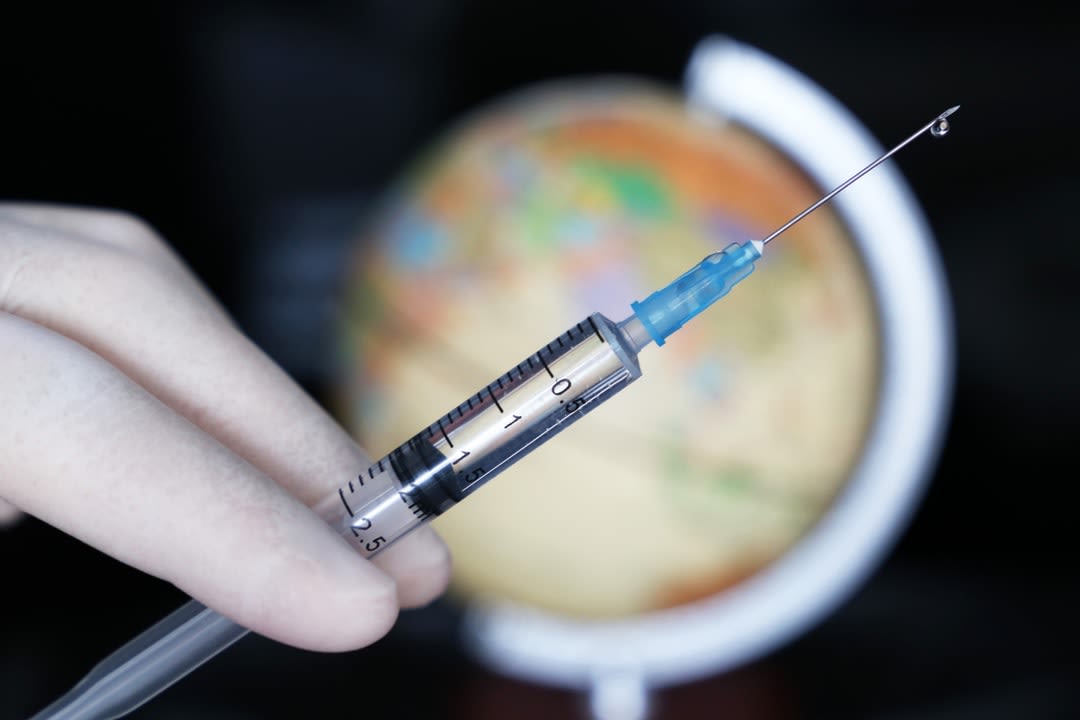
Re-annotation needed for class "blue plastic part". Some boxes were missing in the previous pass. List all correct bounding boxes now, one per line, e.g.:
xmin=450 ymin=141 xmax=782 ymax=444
xmin=631 ymin=241 xmax=761 ymax=346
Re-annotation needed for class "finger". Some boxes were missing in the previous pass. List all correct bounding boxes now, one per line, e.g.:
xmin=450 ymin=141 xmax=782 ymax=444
xmin=370 ymin=526 xmax=452 ymax=608
xmin=0 ymin=203 xmax=191 ymax=270
xmin=0 ymin=203 xmax=233 ymax=329
xmin=0 ymin=211 xmax=451 ymax=606
xmin=0 ymin=498 xmax=20 ymax=527
xmin=0 ymin=311 xmax=400 ymax=651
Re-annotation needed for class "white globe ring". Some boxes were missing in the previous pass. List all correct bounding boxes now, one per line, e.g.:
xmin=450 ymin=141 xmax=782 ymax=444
xmin=461 ymin=36 xmax=954 ymax=690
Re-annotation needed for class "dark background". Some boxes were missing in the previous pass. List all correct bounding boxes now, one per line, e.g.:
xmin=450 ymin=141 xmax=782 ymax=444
xmin=2 ymin=2 xmax=1078 ymax=718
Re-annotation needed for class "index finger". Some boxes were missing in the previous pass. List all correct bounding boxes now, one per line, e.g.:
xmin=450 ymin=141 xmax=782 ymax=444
xmin=0 ymin=312 xmax=398 ymax=651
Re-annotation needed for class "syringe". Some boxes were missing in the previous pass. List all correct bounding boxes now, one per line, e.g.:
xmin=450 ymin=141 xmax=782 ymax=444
xmin=32 ymin=106 xmax=957 ymax=720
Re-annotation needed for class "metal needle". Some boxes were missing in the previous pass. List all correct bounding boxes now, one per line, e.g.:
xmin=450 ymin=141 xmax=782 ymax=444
xmin=760 ymin=105 xmax=960 ymax=246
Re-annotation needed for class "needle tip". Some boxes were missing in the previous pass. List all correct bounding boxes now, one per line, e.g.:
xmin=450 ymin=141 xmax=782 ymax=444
xmin=940 ymin=104 xmax=961 ymax=119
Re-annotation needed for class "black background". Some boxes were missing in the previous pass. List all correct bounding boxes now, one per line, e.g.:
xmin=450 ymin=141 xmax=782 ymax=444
xmin=2 ymin=2 xmax=1078 ymax=718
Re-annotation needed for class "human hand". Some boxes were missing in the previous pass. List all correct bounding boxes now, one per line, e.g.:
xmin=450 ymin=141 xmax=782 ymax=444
xmin=0 ymin=204 xmax=450 ymax=651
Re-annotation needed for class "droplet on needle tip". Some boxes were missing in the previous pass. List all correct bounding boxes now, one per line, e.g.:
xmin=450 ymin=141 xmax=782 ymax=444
xmin=931 ymin=105 xmax=960 ymax=137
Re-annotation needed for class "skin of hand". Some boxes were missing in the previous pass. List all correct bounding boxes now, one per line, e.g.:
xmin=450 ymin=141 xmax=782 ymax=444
xmin=0 ymin=204 xmax=451 ymax=651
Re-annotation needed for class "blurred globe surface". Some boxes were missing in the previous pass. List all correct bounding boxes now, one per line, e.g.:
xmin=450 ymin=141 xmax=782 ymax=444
xmin=341 ymin=82 xmax=877 ymax=618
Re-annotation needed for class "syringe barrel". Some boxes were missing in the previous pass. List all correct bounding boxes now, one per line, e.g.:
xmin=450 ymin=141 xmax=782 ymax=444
xmin=35 ymin=316 xmax=646 ymax=720
xmin=315 ymin=313 xmax=643 ymax=557
xmin=631 ymin=241 xmax=760 ymax=346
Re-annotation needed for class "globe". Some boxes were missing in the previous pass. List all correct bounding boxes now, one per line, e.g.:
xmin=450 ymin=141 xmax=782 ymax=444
xmin=340 ymin=81 xmax=877 ymax=619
